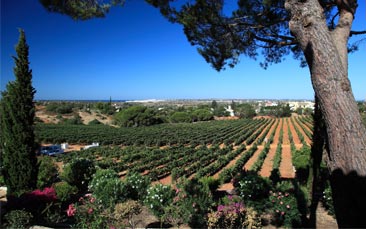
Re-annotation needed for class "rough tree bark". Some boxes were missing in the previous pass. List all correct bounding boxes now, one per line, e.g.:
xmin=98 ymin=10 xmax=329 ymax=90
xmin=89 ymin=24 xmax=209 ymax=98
xmin=285 ymin=0 xmax=366 ymax=227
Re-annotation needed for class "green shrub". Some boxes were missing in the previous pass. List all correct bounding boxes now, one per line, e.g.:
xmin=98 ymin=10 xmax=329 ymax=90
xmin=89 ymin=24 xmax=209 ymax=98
xmin=269 ymin=188 xmax=301 ymax=228
xmin=124 ymin=172 xmax=151 ymax=200
xmin=69 ymin=194 xmax=108 ymax=228
xmin=53 ymin=181 xmax=78 ymax=202
xmin=144 ymin=184 xmax=174 ymax=219
xmin=37 ymin=156 xmax=58 ymax=189
xmin=60 ymin=158 xmax=96 ymax=192
xmin=88 ymin=169 xmax=126 ymax=207
xmin=4 ymin=209 xmax=33 ymax=229
xmin=200 ymin=176 xmax=220 ymax=194
xmin=237 ymin=172 xmax=271 ymax=202
xmin=321 ymin=181 xmax=335 ymax=216
xmin=171 ymin=178 xmax=214 ymax=227
xmin=292 ymin=147 xmax=310 ymax=184
xmin=61 ymin=115 xmax=83 ymax=125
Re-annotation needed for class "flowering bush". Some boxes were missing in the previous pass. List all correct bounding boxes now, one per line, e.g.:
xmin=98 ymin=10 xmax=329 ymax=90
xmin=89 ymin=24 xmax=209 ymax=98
xmin=8 ymin=187 xmax=67 ymax=225
xmin=68 ymin=194 xmax=110 ymax=228
xmin=321 ymin=182 xmax=335 ymax=216
xmin=208 ymin=196 xmax=246 ymax=228
xmin=237 ymin=172 xmax=270 ymax=202
xmin=29 ymin=186 xmax=58 ymax=202
xmin=144 ymin=184 xmax=174 ymax=219
xmin=124 ymin=172 xmax=151 ymax=200
xmin=88 ymin=169 xmax=126 ymax=208
xmin=269 ymin=190 xmax=301 ymax=227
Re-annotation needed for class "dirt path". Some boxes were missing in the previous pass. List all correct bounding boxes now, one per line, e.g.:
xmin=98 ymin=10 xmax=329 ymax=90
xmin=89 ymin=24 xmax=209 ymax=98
xmin=279 ymin=145 xmax=295 ymax=178
xmin=292 ymin=117 xmax=312 ymax=145
xmin=212 ymin=120 xmax=274 ymax=179
xmin=282 ymin=118 xmax=290 ymax=145
xmin=243 ymin=146 xmax=264 ymax=170
xmin=287 ymin=117 xmax=302 ymax=149
xmin=259 ymin=145 xmax=277 ymax=177
xmin=316 ymin=205 xmax=338 ymax=228
xmin=258 ymin=119 xmax=282 ymax=177
xmin=278 ymin=118 xmax=295 ymax=178
xmin=152 ymin=175 xmax=172 ymax=185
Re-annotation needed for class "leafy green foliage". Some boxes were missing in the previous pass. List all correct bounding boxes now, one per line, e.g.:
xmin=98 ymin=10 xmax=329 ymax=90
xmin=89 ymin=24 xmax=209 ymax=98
xmin=144 ymin=184 xmax=175 ymax=219
xmin=114 ymin=105 xmax=162 ymax=127
xmin=321 ymin=181 xmax=335 ymax=216
xmin=60 ymin=114 xmax=83 ymax=125
xmin=46 ymin=102 xmax=74 ymax=114
xmin=40 ymin=0 xmax=125 ymax=20
xmin=191 ymin=108 xmax=214 ymax=122
xmin=94 ymin=102 xmax=115 ymax=115
xmin=71 ymin=194 xmax=109 ymax=228
xmin=236 ymin=103 xmax=256 ymax=119
xmin=0 ymin=29 xmax=37 ymax=195
xmin=292 ymin=146 xmax=311 ymax=184
xmin=4 ymin=209 xmax=33 ymax=229
xmin=124 ymin=172 xmax=151 ymax=200
xmin=60 ymin=158 xmax=96 ymax=192
xmin=269 ymin=181 xmax=301 ymax=228
xmin=236 ymin=172 xmax=271 ymax=203
xmin=170 ymin=111 xmax=192 ymax=123
xmin=53 ymin=181 xmax=78 ymax=202
xmin=260 ymin=104 xmax=292 ymax=117
xmin=88 ymin=169 xmax=125 ymax=207
xmin=37 ymin=156 xmax=58 ymax=189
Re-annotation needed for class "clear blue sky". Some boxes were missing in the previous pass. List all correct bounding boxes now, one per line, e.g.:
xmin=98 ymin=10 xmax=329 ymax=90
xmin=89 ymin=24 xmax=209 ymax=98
xmin=1 ymin=0 xmax=365 ymax=100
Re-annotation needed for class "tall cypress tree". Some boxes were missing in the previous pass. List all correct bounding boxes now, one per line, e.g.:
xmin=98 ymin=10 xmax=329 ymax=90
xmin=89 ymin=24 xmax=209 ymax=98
xmin=0 ymin=29 xmax=37 ymax=195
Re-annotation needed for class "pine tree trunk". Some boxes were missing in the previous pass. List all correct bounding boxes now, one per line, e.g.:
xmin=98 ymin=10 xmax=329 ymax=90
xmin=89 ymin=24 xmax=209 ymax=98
xmin=285 ymin=0 xmax=366 ymax=227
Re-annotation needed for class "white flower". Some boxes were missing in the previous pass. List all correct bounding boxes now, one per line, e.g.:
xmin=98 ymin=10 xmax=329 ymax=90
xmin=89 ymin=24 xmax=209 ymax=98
xmin=150 ymin=204 xmax=153 ymax=208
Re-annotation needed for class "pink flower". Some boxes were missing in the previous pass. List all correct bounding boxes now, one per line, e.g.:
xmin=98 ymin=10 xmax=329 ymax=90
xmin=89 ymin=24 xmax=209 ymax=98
xmin=228 ymin=195 xmax=233 ymax=200
xmin=67 ymin=204 xmax=76 ymax=217
xmin=173 ymin=196 xmax=180 ymax=203
xmin=280 ymin=201 xmax=283 ymax=205
xmin=88 ymin=208 xmax=94 ymax=214
xmin=90 ymin=197 xmax=96 ymax=203
xmin=79 ymin=197 xmax=84 ymax=202
xmin=276 ymin=209 xmax=279 ymax=213
xmin=192 ymin=202 xmax=196 ymax=207
xmin=286 ymin=205 xmax=290 ymax=209
xmin=217 ymin=205 xmax=225 ymax=212
xmin=175 ymin=188 xmax=180 ymax=194
xmin=285 ymin=193 xmax=289 ymax=197
xmin=281 ymin=211 xmax=285 ymax=215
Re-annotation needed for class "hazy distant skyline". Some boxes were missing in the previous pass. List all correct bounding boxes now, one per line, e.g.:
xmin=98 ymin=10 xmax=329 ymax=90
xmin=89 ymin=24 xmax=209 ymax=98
xmin=1 ymin=1 xmax=365 ymax=100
